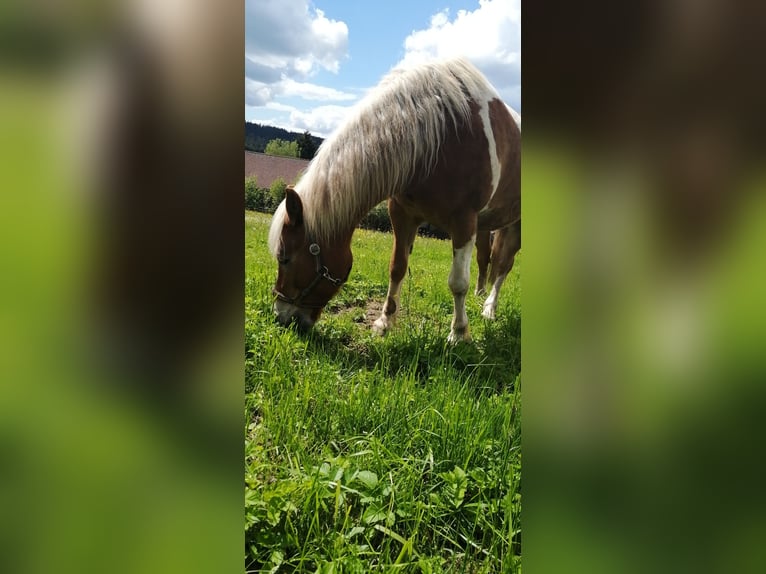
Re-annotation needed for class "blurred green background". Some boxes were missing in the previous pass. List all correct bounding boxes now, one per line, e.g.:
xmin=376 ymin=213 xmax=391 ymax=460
xmin=0 ymin=2 xmax=243 ymax=573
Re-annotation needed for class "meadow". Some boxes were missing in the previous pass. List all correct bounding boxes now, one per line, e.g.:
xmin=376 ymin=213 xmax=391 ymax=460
xmin=245 ymin=211 xmax=521 ymax=573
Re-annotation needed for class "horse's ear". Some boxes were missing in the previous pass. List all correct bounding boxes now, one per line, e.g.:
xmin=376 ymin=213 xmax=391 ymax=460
xmin=284 ymin=186 xmax=303 ymax=227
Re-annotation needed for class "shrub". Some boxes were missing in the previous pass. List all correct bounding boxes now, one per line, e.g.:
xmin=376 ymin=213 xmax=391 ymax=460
xmin=245 ymin=176 xmax=259 ymax=210
xmin=417 ymin=222 xmax=450 ymax=240
xmin=359 ymin=202 xmax=391 ymax=232
xmin=245 ymin=176 xmax=271 ymax=212
xmin=357 ymin=203 xmax=449 ymax=238
xmin=269 ymin=177 xmax=287 ymax=208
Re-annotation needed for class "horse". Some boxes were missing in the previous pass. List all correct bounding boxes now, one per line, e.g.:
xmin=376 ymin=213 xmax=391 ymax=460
xmin=268 ymin=58 xmax=521 ymax=342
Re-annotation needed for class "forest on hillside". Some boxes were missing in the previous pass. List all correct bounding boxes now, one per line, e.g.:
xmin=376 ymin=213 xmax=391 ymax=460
xmin=245 ymin=122 xmax=323 ymax=154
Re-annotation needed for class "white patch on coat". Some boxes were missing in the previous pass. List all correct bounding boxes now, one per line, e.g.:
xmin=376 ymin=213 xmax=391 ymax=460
xmin=479 ymin=98 xmax=501 ymax=204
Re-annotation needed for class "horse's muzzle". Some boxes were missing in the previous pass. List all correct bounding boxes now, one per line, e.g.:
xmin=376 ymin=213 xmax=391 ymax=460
xmin=273 ymin=300 xmax=316 ymax=331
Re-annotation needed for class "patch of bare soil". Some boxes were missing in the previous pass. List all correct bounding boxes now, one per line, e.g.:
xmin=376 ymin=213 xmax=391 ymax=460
xmin=363 ymin=300 xmax=384 ymax=328
xmin=328 ymin=299 xmax=383 ymax=329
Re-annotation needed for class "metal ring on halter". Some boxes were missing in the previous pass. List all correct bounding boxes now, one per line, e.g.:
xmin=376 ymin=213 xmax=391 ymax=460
xmin=273 ymin=239 xmax=348 ymax=308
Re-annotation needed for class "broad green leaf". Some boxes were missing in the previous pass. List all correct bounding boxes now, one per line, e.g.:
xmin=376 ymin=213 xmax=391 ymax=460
xmin=345 ymin=526 xmax=366 ymax=539
xmin=362 ymin=503 xmax=387 ymax=525
xmin=355 ymin=470 xmax=379 ymax=490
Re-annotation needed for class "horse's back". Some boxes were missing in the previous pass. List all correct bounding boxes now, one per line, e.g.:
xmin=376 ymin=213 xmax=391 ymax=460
xmin=403 ymin=97 xmax=520 ymax=235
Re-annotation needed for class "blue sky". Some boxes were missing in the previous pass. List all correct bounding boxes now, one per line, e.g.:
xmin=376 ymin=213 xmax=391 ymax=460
xmin=245 ymin=0 xmax=520 ymax=137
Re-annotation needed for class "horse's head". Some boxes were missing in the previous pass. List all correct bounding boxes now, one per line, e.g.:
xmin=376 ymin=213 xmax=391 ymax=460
xmin=270 ymin=187 xmax=352 ymax=330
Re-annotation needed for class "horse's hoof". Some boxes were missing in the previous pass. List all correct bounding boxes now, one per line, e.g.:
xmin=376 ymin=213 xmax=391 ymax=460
xmin=372 ymin=317 xmax=390 ymax=336
xmin=481 ymin=307 xmax=496 ymax=320
xmin=447 ymin=327 xmax=472 ymax=344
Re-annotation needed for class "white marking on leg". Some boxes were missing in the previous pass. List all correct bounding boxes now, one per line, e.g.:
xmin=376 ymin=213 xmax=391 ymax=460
xmin=482 ymin=272 xmax=509 ymax=320
xmin=448 ymin=236 xmax=475 ymax=343
xmin=479 ymin=99 xmax=501 ymax=204
xmin=372 ymin=277 xmax=403 ymax=335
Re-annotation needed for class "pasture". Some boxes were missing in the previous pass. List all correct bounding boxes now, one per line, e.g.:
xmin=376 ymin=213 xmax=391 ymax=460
xmin=246 ymin=211 xmax=521 ymax=572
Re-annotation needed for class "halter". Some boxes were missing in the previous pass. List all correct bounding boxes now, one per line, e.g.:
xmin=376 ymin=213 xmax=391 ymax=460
xmin=273 ymin=241 xmax=348 ymax=309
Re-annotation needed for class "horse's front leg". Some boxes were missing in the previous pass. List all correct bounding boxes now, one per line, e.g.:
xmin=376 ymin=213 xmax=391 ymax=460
xmin=475 ymin=229 xmax=491 ymax=295
xmin=448 ymin=232 xmax=477 ymax=344
xmin=373 ymin=200 xmax=420 ymax=336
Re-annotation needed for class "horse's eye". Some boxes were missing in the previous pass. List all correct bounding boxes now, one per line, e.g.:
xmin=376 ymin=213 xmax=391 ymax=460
xmin=277 ymin=256 xmax=290 ymax=265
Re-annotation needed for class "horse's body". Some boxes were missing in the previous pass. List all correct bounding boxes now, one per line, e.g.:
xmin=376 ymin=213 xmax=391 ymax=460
xmin=269 ymin=58 xmax=521 ymax=342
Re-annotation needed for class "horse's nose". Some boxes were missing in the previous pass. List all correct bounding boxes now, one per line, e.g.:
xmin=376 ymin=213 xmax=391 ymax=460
xmin=274 ymin=312 xmax=290 ymax=327
xmin=273 ymin=300 xmax=315 ymax=331
xmin=273 ymin=300 xmax=292 ymax=325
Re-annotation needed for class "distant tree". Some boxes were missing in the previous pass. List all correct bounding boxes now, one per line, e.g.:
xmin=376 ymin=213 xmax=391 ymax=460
xmin=296 ymin=130 xmax=318 ymax=159
xmin=264 ymin=138 xmax=299 ymax=158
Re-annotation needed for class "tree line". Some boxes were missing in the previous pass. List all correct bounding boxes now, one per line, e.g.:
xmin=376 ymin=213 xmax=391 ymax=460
xmin=245 ymin=122 xmax=323 ymax=159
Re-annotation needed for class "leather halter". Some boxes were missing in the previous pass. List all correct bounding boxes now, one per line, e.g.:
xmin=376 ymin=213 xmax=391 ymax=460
xmin=273 ymin=241 xmax=348 ymax=309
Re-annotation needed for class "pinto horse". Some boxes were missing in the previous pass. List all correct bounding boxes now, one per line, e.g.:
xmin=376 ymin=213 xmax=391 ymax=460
xmin=268 ymin=58 xmax=521 ymax=342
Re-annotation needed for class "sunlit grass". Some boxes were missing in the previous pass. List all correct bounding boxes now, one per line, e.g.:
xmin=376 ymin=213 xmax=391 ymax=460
xmin=246 ymin=211 xmax=521 ymax=573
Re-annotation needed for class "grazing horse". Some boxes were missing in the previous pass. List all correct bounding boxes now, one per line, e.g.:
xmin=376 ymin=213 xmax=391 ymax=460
xmin=268 ymin=58 xmax=521 ymax=342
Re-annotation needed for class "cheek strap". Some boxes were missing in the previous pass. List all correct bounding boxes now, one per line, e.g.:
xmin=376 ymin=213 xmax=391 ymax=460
xmin=273 ymin=241 xmax=348 ymax=308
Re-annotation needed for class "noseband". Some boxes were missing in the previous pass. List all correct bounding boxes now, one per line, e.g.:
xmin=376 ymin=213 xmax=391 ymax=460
xmin=273 ymin=242 xmax=348 ymax=309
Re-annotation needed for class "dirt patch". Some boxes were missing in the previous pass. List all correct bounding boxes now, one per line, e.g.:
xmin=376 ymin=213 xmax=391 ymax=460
xmin=325 ymin=298 xmax=384 ymax=329
xmin=363 ymin=300 xmax=384 ymax=328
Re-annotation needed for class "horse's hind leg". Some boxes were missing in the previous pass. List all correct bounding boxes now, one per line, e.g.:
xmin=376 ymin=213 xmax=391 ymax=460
xmin=482 ymin=220 xmax=520 ymax=319
xmin=372 ymin=199 xmax=420 ymax=336
xmin=475 ymin=229 xmax=491 ymax=295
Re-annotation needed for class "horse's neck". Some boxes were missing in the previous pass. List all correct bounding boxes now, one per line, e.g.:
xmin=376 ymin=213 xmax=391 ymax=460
xmin=322 ymin=228 xmax=355 ymax=265
xmin=311 ymin=180 xmax=387 ymax=243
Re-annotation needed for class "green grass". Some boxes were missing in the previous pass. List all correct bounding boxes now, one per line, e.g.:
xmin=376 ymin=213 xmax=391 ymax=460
xmin=246 ymin=211 xmax=521 ymax=573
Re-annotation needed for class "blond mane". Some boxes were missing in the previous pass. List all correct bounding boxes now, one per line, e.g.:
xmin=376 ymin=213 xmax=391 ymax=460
xmin=269 ymin=58 xmax=500 ymax=254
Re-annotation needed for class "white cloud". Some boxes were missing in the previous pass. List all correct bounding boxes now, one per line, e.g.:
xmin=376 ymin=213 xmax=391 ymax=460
xmin=244 ymin=0 xmax=356 ymax=136
xmin=245 ymin=74 xmax=356 ymax=114
xmin=309 ymin=9 xmax=348 ymax=73
xmin=286 ymin=105 xmax=354 ymax=137
xmin=280 ymin=78 xmax=357 ymax=101
xmin=245 ymin=0 xmax=522 ymax=137
xmin=398 ymin=0 xmax=521 ymax=110
xmin=245 ymin=79 xmax=274 ymax=107
xmin=245 ymin=0 xmax=349 ymax=108
xmin=263 ymin=102 xmax=298 ymax=113
xmin=253 ymin=104 xmax=354 ymax=138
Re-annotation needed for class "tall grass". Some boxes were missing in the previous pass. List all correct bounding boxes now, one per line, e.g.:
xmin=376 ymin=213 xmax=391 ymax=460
xmin=246 ymin=211 xmax=521 ymax=573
